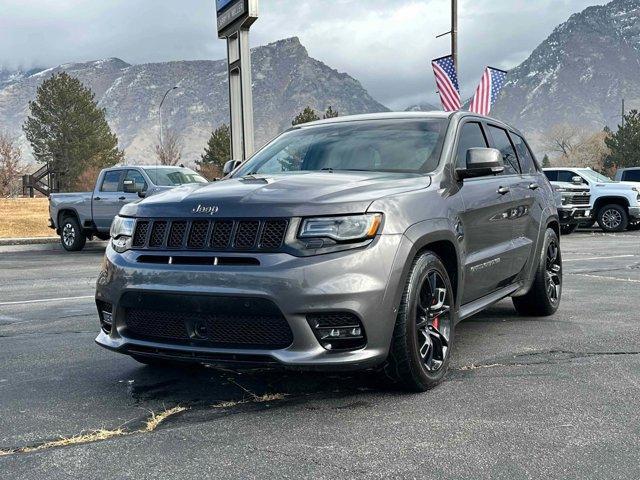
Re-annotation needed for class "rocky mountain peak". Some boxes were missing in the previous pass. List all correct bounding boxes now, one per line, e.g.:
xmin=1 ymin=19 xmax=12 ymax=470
xmin=493 ymin=0 xmax=640 ymax=135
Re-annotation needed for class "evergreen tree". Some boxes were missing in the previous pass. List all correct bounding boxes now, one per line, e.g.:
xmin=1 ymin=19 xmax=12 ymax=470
xmin=196 ymin=124 xmax=231 ymax=179
xmin=323 ymin=106 xmax=339 ymax=119
xmin=542 ymin=154 xmax=551 ymax=168
xmin=292 ymin=107 xmax=320 ymax=126
xmin=23 ymin=72 xmax=123 ymax=191
xmin=604 ymin=109 xmax=640 ymax=170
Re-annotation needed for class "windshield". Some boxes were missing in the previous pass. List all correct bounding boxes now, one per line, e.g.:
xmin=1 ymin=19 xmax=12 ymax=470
xmin=581 ymin=170 xmax=613 ymax=183
xmin=234 ymin=119 xmax=447 ymax=176
xmin=143 ymin=168 xmax=208 ymax=186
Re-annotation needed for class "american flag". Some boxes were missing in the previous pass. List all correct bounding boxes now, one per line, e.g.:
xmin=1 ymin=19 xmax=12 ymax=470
xmin=431 ymin=55 xmax=461 ymax=112
xmin=469 ymin=67 xmax=508 ymax=116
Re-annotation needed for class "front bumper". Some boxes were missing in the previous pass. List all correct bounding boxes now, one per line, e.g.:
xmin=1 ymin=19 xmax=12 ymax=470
xmin=558 ymin=207 xmax=592 ymax=225
xmin=95 ymin=234 xmax=410 ymax=370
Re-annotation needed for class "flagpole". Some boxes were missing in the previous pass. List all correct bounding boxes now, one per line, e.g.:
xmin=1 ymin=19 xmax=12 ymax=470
xmin=451 ymin=0 xmax=458 ymax=72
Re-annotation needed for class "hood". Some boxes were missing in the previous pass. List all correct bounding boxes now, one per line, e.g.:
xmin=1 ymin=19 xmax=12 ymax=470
xmin=120 ymin=171 xmax=431 ymax=218
xmin=551 ymin=181 xmax=589 ymax=192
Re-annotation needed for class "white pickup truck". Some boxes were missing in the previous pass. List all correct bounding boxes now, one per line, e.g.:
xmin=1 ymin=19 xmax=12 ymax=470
xmin=544 ymin=167 xmax=640 ymax=232
xmin=49 ymin=165 xmax=208 ymax=251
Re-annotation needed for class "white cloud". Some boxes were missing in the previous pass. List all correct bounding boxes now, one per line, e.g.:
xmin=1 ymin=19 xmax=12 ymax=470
xmin=0 ymin=0 xmax=603 ymax=108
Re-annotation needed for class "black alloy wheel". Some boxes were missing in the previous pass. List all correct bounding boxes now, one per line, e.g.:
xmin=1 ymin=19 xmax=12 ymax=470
xmin=512 ymin=228 xmax=562 ymax=317
xmin=415 ymin=271 xmax=452 ymax=373
xmin=545 ymin=239 xmax=562 ymax=307
xmin=384 ymin=251 xmax=457 ymax=391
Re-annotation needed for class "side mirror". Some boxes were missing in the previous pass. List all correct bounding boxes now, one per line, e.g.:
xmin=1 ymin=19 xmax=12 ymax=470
xmin=223 ymin=160 xmax=242 ymax=176
xmin=572 ymin=176 xmax=583 ymax=185
xmin=123 ymin=179 xmax=136 ymax=193
xmin=456 ymin=148 xmax=505 ymax=180
xmin=137 ymin=191 xmax=146 ymax=199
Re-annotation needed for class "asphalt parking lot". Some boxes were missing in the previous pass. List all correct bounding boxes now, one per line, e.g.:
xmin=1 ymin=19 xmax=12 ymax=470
xmin=1 ymin=231 xmax=639 ymax=480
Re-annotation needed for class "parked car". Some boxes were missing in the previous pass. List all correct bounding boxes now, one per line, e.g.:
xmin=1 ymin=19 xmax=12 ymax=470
xmin=550 ymin=180 xmax=592 ymax=235
xmin=96 ymin=112 xmax=562 ymax=392
xmin=614 ymin=167 xmax=640 ymax=229
xmin=543 ymin=167 xmax=640 ymax=232
xmin=49 ymin=166 xmax=208 ymax=251
xmin=614 ymin=167 xmax=640 ymax=184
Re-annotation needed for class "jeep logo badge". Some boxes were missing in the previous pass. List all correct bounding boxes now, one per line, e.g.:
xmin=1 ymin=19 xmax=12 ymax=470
xmin=192 ymin=204 xmax=219 ymax=215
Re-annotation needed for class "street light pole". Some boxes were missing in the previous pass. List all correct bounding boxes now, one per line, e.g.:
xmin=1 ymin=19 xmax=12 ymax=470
xmin=159 ymin=86 xmax=178 ymax=147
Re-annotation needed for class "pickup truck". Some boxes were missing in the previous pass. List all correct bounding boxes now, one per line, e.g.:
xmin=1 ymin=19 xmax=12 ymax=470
xmin=543 ymin=167 xmax=640 ymax=232
xmin=549 ymin=180 xmax=592 ymax=235
xmin=49 ymin=165 xmax=208 ymax=251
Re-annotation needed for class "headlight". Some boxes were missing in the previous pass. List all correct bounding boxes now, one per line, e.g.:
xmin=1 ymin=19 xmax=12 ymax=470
xmin=110 ymin=216 xmax=136 ymax=253
xmin=299 ymin=214 xmax=382 ymax=242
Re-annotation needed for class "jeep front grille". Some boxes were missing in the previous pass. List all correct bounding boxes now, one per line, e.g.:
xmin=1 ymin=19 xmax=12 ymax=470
xmin=130 ymin=218 xmax=289 ymax=252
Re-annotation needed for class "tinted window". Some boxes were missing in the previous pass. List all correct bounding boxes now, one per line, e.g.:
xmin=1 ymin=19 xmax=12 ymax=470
xmin=455 ymin=122 xmax=488 ymax=170
xmin=100 ymin=171 xmax=122 ymax=192
xmin=143 ymin=168 xmax=208 ymax=186
xmin=557 ymin=170 xmax=581 ymax=183
xmin=125 ymin=169 xmax=147 ymax=192
xmin=234 ymin=119 xmax=447 ymax=176
xmin=622 ymin=170 xmax=640 ymax=182
xmin=512 ymin=134 xmax=537 ymax=174
xmin=544 ymin=171 xmax=558 ymax=181
xmin=487 ymin=126 xmax=520 ymax=175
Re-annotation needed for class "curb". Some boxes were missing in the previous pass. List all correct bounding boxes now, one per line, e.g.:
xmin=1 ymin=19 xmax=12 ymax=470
xmin=0 ymin=237 xmax=59 ymax=246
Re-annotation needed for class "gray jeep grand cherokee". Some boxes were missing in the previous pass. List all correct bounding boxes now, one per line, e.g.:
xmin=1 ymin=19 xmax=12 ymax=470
xmin=96 ymin=112 xmax=561 ymax=391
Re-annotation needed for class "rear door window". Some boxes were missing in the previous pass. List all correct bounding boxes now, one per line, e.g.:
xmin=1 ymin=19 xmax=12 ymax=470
xmin=455 ymin=122 xmax=488 ymax=170
xmin=487 ymin=125 xmax=520 ymax=175
xmin=100 ymin=170 xmax=122 ymax=192
xmin=512 ymin=134 xmax=538 ymax=174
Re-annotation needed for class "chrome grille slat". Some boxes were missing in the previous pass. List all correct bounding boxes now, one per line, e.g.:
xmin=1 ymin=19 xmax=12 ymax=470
xmin=130 ymin=218 xmax=289 ymax=252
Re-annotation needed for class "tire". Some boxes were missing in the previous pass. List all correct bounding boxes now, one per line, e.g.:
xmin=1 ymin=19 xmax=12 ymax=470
xmin=560 ymin=224 xmax=578 ymax=235
xmin=60 ymin=216 xmax=86 ymax=251
xmin=383 ymin=251 xmax=457 ymax=392
xmin=512 ymin=228 xmax=562 ymax=317
xmin=597 ymin=204 xmax=628 ymax=232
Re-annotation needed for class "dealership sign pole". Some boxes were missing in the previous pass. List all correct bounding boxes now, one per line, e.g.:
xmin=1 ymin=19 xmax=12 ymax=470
xmin=216 ymin=0 xmax=258 ymax=162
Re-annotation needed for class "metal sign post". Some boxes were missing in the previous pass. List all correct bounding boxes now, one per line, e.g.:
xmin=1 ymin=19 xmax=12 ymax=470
xmin=216 ymin=0 xmax=259 ymax=162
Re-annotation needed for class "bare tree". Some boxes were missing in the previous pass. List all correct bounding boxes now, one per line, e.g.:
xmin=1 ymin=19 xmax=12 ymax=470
xmin=154 ymin=129 xmax=183 ymax=166
xmin=0 ymin=131 xmax=24 ymax=197
xmin=543 ymin=124 xmax=589 ymax=157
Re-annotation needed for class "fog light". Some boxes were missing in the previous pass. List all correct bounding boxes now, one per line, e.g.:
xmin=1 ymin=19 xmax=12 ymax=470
xmin=96 ymin=300 xmax=113 ymax=334
xmin=307 ymin=313 xmax=366 ymax=351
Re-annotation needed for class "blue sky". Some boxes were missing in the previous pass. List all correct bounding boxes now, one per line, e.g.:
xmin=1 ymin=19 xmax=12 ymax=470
xmin=0 ymin=0 xmax=602 ymax=108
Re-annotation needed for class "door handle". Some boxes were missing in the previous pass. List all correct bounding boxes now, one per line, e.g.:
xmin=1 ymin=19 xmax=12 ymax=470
xmin=94 ymin=197 xmax=102 ymax=201
xmin=529 ymin=183 xmax=540 ymax=190
xmin=119 ymin=196 xmax=126 ymax=201
xmin=497 ymin=186 xmax=510 ymax=195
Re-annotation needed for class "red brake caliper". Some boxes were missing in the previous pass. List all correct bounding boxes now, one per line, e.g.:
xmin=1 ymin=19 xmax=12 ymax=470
xmin=432 ymin=297 xmax=440 ymax=330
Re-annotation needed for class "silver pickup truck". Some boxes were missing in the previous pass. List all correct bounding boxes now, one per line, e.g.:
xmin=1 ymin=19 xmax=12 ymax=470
xmin=49 ymin=165 xmax=208 ymax=251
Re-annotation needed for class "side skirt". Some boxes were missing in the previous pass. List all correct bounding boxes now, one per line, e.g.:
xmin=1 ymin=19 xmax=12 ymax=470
xmin=458 ymin=283 xmax=523 ymax=322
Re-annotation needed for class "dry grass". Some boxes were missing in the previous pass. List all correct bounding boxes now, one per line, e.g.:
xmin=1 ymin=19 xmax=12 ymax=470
xmin=0 ymin=405 xmax=187 ymax=457
xmin=143 ymin=406 xmax=187 ymax=432
xmin=0 ymin=198 xmax=52 ymax=238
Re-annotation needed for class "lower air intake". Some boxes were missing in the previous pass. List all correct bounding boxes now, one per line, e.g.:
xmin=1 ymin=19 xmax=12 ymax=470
xmin=120 ymin=292 xmax=293 ymax=350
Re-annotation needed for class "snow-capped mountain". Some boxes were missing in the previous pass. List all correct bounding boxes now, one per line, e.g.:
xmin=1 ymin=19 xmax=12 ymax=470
xmin=493 ymin=0 xmax=640 ymax=133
